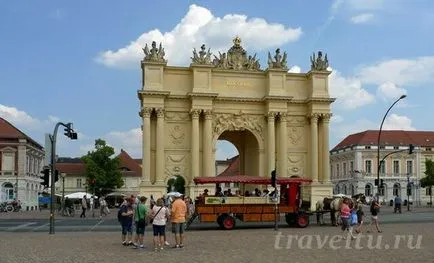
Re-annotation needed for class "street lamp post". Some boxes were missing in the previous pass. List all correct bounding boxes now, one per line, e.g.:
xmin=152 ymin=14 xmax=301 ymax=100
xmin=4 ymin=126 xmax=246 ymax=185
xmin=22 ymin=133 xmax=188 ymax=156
xmin=61 ymin=173 xmax=66 ymax=213
xmin=376 ymin=95 xmax=406 ymax=196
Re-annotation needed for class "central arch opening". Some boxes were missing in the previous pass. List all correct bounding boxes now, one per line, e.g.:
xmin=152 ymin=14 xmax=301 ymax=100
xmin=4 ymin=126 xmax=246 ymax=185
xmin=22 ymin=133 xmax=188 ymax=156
xmin=215 ymin=129 xmax=260 ymax=177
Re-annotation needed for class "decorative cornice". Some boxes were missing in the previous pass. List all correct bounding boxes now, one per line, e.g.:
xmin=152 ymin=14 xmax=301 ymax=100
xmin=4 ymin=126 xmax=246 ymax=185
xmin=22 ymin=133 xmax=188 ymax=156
xmin=262 ymin=95 xmax=294 ymax=101
xmin=215 ymin=96 xmax=263 ymax=102
xmin=187 ymin=92 xmax=219 ymax=98
xmin=137 ymin=90 xmax=170 ymax=100
xmin=305 ymin=97 xmax=336 ymax=104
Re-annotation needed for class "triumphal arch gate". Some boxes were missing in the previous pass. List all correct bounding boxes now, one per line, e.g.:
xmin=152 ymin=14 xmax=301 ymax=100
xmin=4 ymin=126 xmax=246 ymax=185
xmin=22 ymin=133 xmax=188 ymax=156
xmin=138 ymin=37 xmax=334 ymax=209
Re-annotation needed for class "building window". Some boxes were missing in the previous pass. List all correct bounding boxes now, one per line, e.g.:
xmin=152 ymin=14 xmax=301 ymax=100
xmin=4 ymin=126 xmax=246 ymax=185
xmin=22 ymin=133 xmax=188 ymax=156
xmin=233 ymin=182 xmax=239 ymax=188
xmin=76 ymin=179 xmax=82 ymax=188
xmin=394 ymin=146 xmax=399 ymax=150
xmin=365 ymin=184 xmax=372 ymax=196
xmin=365 ymin=160 xmax=372 ymax=174
xmin=350 ymin=161 xmax=354 ymax=172
xmin=426 ymin=148 xmax=432 ymax=151
xmin=393 ymin=183 xmax=400 ymax=196
xmin=393 ymin=160 xmax=400 ymax=175
xmin=426 ymin=187 xmax=432 ymax=196
xmin=380 ymin=161 xmax=386 ymax=174
xmin=406 ymin=160 xmax=413 ymax=175
xmin=2 ymin=153 xmax=15 ymax=174
xmin=365 ymin=146 xmax=371 ymax=149
xmin=379 ymin=185 xmax=385 ymax=196
xmin=336 ymin=164 xmax=340 ymax=178
xmin=343 ymin=163 xmax=347 ymax=177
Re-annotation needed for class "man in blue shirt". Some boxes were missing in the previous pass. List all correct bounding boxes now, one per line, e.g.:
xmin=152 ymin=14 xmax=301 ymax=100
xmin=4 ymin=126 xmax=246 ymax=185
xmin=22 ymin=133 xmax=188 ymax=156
xmin=394 ymin=195 xmax=402 ymax=213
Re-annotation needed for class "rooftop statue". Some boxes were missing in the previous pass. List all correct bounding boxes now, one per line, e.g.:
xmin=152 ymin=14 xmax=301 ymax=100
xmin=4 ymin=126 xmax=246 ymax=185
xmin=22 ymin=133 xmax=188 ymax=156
xmin=143 ymin=41 xmax=166 ymax=63
xmin=310 ymin=51 xmax=329 ymax=71
xmin=191 ymin=44 xmax=212 ymax=65
xmin=267 ymin=48 xmax=288 ymax=70
xmin=212 ymin=36 xmax=261 ymax=71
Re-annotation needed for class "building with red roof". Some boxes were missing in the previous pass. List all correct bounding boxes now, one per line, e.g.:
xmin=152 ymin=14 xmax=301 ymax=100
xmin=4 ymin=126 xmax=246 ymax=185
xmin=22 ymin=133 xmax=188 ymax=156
xmin=0 ymin=117 xmax=44 ymax=210
xmin=330 ymin=130 xmax=434 ymax=205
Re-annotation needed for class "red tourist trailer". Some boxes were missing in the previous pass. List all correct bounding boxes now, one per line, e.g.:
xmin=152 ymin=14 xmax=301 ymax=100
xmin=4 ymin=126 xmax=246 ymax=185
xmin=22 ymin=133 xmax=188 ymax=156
xmin=187 ymin=175 xmax=312 ymax=230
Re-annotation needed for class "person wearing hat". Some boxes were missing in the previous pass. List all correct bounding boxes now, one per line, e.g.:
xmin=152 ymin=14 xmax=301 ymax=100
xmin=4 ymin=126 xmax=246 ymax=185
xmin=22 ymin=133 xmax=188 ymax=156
xmin=170 ymin=193 xmax=187 ymax=248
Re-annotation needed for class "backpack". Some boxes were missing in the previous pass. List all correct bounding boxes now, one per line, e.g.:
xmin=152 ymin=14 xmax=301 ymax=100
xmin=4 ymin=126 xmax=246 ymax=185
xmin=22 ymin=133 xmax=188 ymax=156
xmin=351 ymin=210 xmax=358 ymax=225
xmin=117 ymin=205 xmax=124 ymax=222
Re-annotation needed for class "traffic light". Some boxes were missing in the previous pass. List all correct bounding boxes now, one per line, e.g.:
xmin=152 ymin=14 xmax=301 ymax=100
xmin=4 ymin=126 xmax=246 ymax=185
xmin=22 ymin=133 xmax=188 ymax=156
xmin=271 ymin=169 xmax=276 ymax=187
xmin=375 ymin=179 xmax=379 ymax=186
xmin=380 ymin=179 xmax=384 ymax=188
xmin=40 ymin=167 xmax=49 ymax=187
xmin=54 ymin=170 xmax=59 ymax=183
xmin=64 ymin=123 xmax=78 ymax=140
xmin=409 ymin=144 xmax=414 ymax=154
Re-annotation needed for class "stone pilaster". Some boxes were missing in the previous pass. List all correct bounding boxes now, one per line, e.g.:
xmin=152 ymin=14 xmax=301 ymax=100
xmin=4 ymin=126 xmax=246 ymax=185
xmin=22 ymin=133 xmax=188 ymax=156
xmin=141 ymin=107 xmax=152 ymax=182
xmin=190 ymin=109 xmax=201 ymax=182
xmin=278 ymin=112 xmax=288 ymax=177
xmin=321 ymin=113 xmax=332 ymax=183
xmin=203 ymin=110 xmax=213 ymax=177
xmin=267 ymin=112 xmax=276 ymax=175
xmin=155 ymin=108 xmax=165 ymax=184
xmin=310 ymin=113 xmax=320 ymax=182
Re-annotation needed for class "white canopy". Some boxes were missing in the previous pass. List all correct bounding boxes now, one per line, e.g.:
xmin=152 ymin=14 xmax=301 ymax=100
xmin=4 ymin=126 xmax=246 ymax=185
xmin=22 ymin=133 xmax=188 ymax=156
xmin=333 ymin=194 xmax=351 ymax=198
xmin=64 ymin=192 xmax=97 ymax=199
xmin=166 ymin=191 xmax=183 ymax=197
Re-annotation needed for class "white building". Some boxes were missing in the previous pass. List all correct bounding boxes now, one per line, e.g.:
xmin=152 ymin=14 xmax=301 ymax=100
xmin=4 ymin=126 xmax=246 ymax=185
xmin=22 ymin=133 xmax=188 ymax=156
xmin=330 ymin=130 xmax=434 ymax=205
xmin=0 ymin=117 xmax=44 ymax=210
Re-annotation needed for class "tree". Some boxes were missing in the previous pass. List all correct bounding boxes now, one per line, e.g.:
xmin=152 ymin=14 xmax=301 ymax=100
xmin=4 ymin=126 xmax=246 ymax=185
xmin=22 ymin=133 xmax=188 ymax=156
xmin=421 ymin=159 xmax=434 ymax=206
xmin=81 ymin=139 xmax=123 ymax=197
xmin=166 ymin=175 xmax=185 ymax=194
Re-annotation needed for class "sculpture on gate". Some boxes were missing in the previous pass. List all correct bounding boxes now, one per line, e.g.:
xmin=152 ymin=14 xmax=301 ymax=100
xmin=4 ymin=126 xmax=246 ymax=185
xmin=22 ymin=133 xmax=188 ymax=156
xmin=191 ymin=44 xmax=212 ymax=65
xmin=310 ymin=51 xmax=329 ymax=71
xmin=267 ymin=48 xmax=288 ymax=70
xmin=212 ymin=36 xmax=261 ymax=71
xmin=143 ymin=41 xmax=166 ymax=62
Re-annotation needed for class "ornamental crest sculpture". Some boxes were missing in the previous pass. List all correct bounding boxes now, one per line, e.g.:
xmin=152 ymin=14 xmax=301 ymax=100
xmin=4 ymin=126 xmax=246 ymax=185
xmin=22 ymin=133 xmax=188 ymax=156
xmin=267 ymin=48 xmax=288 ymax=70
xmin=212 ymin=36 xmax=261 ymax=71
xmin=310 ymin=51 xmax=329 ymax=71
xmin=213 ymin=112 xmax=264 ymax=141
xmin=143 ymin=41 xmax=166 ymax=63
xmin=191 ymin=44 xmax=212 ymax=65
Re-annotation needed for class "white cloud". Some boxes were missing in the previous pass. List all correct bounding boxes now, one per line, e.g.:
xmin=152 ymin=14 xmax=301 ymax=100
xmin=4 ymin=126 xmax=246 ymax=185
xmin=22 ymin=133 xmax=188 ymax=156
xmin=383 ymin=114 xmax=416 ymax=130
xmin=328 ymin=70 xmax=375 ymax=109
xmin=351 ymin=13 xmax=374 ymax=24
xmin=331 ymin=115 xmax=344 ymax=123
xmin=105 ymin=128 xmax=142 ymax=157
xmin=95 ymin=4 xmax=302 ymax=68
xmin=358 ymin=56 xmax=434 ymax=86
xmin=215 ymin=140 xmax=238 ymax=160
xmin=347 ymin=0 xmax=385 ymax=10
xmin=331 ymin=119 xmax=377 ymax=147
xmin=288 ymin=65 xmax=301 ymax=73
xmin=376 ymin=82 xmax=407 ymax=101
xmin=0 ymin=104 xmax=41 ymax=128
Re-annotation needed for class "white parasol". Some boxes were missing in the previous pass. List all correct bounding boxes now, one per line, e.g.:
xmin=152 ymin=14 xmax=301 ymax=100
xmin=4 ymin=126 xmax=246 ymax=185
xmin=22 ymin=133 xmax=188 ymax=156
xmin=64 ymin=192 xmax=97 ymax=199
xmin=166 ymin=191 xmax=183 ymax=197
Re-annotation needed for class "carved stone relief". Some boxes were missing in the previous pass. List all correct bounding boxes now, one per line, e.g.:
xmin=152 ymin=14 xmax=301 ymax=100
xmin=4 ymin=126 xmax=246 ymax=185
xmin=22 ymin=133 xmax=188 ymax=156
xmin=287 ymin=116 xmax=307 ymax=126
xmin=288 ymin=126 xmax=303 ymax=146
xmin=213 ymin=112 xmax=264 ymax=141
xmin=169 ymin=125 xmax=186 ymax=145
xmin=165 ymin=154 xmax=190 ymax=180
xmin=165 ymin=112 xmax=190 ymax=121
xmin=287 ymin=154 xmax=305 ymax=177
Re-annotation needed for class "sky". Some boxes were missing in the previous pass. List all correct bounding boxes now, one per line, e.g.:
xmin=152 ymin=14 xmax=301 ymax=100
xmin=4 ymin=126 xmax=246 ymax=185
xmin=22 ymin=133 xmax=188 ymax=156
xmin=1 ymin=0 xmax=434 ymax=161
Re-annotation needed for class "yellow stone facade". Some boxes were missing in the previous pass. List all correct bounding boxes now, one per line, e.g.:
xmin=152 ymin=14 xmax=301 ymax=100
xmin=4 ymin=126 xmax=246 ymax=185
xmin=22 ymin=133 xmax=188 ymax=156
xmin=138 ymin=38 xmax=334 ymax=210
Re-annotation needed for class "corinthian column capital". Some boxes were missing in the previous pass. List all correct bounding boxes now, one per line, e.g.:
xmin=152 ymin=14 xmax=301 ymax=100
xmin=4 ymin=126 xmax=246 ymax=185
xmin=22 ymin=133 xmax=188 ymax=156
xmin=204 ymin=109 xmax=213 ymax=120
xmin=321 ymin=113 xmax=333 ymax=123
xmin=279 ymin=112 xmax=288 ymax=121
xmin=156 ymin=108 xmax=165 ymax=118
xmin=267 ymin=111 xmax=277 ymax=120
xmin=140 ymin=107 xmax=153 ymax=118
xmin=309 ymin=113 xmax=320 ymax=123
xmin=190 ymin=109 xmax=201 ymax=119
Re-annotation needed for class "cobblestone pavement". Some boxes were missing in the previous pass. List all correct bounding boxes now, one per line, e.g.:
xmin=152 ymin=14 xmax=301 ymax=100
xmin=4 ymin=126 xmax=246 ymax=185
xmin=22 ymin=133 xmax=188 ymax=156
xmin=1 ymin=222 xmax=433 ymax=263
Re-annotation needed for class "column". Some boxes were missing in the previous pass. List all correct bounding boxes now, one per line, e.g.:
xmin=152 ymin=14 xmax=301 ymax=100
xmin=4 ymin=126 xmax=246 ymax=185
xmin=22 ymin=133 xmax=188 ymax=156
xmin=141 ymin=107 xmax=152 ymax=182
xmin=310 ymin=113 xmax=319 ymax=182
xmin=322 ymin=113 xmax=331 ymax=182
xmin=267 ymin=112 xmax=276 ymax=175
xmin=155 ymin=108 xmax=165 ymax=183
xmin=191 ymin=109 xmax=200 ymax=181
xmin=203 ymin=110 xmax=213 ymax=177
xmin=279 ymin=113 xmax=288 ymax=177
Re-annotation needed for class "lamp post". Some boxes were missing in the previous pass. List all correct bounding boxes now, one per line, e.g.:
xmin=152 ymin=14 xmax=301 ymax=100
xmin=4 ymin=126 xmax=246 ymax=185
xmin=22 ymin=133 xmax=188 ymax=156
xmin=376 ymin=95 xmax=406 ymax=196
xmin=61 ymin=173 xmax=66 ymax=213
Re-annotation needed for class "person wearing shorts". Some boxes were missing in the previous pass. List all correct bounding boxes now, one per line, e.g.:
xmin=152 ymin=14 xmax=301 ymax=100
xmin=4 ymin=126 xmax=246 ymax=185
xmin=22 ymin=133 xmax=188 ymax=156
xmin=368 ymin=198 xmax=382 ymax=233
xmin=170 ymin=194 xmax=187 ymax=248
xmin=133 ymin=196 xmax=147 ymax=249
xmin=119 ymin=199 xmax=134 ymax=246
xmin=151 ymin=198 xmax=170 ymax=251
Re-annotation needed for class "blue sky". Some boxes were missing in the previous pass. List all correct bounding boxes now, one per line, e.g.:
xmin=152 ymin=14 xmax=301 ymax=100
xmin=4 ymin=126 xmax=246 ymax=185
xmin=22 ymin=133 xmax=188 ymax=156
xmin=1 ymin=0 xmax=434 ymax=160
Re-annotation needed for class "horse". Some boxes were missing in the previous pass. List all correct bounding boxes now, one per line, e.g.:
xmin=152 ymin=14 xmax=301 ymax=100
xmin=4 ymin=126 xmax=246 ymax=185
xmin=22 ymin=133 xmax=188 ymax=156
xmin=316 ymin=193 xmax=367 ymax=226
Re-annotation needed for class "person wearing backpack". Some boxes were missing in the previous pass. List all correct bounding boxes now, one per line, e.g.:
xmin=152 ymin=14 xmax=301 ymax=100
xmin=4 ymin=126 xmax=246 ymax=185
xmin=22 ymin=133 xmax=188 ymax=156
xmin=133 ymin=196 xmax=148 ymax=249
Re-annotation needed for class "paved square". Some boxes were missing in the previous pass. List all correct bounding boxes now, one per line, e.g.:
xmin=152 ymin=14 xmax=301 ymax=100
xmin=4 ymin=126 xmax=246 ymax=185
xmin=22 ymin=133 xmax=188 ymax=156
xmin=1 ymin=222 xmax=434 ymax=263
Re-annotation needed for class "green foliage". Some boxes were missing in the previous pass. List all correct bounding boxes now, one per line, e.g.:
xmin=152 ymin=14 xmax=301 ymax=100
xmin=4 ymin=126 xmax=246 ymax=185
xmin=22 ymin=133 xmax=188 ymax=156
xmin=166 ymin=175 xmax=185 ymax=194
xmin=81 ymin=139 xmax=123 ymax=197
xmin=421 ymin=159 xmax=434 ymax=205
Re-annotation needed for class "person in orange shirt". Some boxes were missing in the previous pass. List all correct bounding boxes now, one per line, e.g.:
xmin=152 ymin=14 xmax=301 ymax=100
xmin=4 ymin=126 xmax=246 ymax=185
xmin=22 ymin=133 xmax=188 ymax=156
xmin=171 ymin=194 xmax=187 ymax=248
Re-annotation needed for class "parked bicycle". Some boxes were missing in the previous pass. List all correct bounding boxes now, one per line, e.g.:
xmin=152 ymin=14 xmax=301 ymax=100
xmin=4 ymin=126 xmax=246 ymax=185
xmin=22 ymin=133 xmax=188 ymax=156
xmin=0 ymin=202 xmax=14 ymax=212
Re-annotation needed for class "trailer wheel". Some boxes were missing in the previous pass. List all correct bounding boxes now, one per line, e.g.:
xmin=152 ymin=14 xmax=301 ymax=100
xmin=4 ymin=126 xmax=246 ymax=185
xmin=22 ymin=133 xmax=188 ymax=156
xmin=296 ymin=213 xmax=309 ymax=228
xmin=285 ymin=213 xmax=297 ymax=226
xmin=217 ymin=214 xmax=226 ymax=228
xmin=221 ymin=215 xmax=236 ymax=230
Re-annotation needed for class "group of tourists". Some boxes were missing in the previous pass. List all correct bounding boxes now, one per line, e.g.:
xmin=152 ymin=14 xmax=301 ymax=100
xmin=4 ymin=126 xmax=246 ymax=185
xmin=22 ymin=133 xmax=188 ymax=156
xmin=339 ymin=196 xmax=382 ymax=239
xmin=117 ymin=193 xmax=188 ymax=251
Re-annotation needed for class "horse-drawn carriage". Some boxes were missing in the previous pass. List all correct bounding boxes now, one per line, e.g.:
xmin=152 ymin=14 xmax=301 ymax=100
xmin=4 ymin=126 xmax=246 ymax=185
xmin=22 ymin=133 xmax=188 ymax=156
xmin=315 ymin=193 xmax=367 ymax=226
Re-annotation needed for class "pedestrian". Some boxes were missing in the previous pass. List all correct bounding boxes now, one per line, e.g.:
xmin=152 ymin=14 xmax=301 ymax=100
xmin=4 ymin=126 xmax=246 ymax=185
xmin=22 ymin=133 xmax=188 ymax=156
xmin=355 ymin=204 xmax=364 ymax=233
xmin=133 ymin=196 xmax=148 ymax=249
xmin=151 ymin=198 xmax=170 ymax=251
xmin=394 ymin=195 xmax=402 ymax=213
xmin=340 ymin=198 xmax=356 ymax=239
xmin=367 ymin=197 xmax=382 ymax=233
xmin=80 ymin=195 xmax=87 ymax=218
xmin=99 ymin=196 xmax=107 ymax=218
xmin=171 ymin=193 xmax=187 ymax=248
xmin=90 ymin=196 xmax=94 ymax=217
xmin=118 ymin=198 xmax=134 ymax=246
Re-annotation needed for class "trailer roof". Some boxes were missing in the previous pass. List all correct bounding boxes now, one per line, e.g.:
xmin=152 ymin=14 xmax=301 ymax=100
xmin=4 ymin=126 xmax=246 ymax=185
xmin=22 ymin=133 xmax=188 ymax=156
xmin=193 ymin=176 xmax=312 ymax=185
